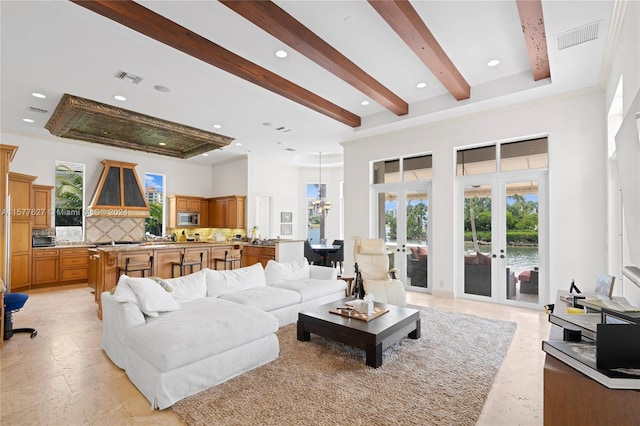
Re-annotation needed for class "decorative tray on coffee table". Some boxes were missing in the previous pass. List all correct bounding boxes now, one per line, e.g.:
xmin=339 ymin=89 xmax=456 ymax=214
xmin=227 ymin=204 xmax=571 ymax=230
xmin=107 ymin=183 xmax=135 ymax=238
xmin=329 ymin=306 xmax=389 ymax=322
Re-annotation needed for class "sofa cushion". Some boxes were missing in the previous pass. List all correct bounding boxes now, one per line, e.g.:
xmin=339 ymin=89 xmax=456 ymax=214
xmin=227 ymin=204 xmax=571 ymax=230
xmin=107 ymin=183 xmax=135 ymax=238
xmin=112 ymin=274 xmax=138 ymax=305
xmin=264 ymin=258 xmax=309 ymax=284
xmin=205 ymin=263 xmax=266 ymax=297
xmin=162 ymin=269 xmax=207 ymax=303
xmin=126 ymin=298 xmax=278 ymax=372
xmin=272 ymin=278 xmax=347 ymax=302
xmin=220 ymin=286 xmax=301 ymax=311
xmin=126 ymin=277 xmax=181 ymax=317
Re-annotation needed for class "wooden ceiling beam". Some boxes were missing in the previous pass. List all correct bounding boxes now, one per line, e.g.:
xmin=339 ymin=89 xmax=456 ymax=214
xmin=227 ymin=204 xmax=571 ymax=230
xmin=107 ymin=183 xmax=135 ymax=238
xmin=69 ymin=0 xmax=361 ymax=128
xmin=220 ymin=1 xmax=408 ymax=116
xmin=368 ymin=0 xmax=470 ymax=101
xmin=515 ymin=0 xmax=550 ymax=81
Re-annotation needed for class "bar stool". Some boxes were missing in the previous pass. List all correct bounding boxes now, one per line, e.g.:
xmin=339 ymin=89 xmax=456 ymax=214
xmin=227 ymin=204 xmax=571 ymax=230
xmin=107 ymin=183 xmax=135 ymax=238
xmin=171 ymin=252 xmax=204 ymax=278
xmin=116 ymin=255 xmax=154 ymax=283
xmin=214 ymin=249 xmax=242 ymax=270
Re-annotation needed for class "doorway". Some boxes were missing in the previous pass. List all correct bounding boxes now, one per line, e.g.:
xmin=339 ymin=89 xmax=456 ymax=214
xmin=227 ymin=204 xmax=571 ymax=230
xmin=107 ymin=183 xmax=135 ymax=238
xmin=374 ymin=183 xmax=431 ymax=291
xmin=456 ymin=138 xmax=548 ymax=308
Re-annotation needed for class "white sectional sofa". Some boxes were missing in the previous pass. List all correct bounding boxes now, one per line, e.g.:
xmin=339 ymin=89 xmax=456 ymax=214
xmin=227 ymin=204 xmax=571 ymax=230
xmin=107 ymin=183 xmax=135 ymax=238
xmin=101 ymin=259 xmax=347 ymax=409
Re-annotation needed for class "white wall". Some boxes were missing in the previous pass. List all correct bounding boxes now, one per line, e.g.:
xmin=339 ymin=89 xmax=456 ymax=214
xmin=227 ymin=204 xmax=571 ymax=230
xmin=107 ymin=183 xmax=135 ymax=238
xmin=605 ymin=0 xmax=640 ymax=302
xmin=247 ymin=158 xmax=298 ymax=239
xmin=2 ymin=132 xmax=216 ymax=199
xmin=343 ymin=91 xmax=608 ymax=303
xmin=210 ymin=156 xmax=248 ymax=197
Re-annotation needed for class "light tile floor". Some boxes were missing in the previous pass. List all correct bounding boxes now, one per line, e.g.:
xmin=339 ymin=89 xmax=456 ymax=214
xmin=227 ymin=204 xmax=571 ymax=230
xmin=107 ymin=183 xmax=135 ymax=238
xmin=1 ymin=285 xmax=550 ymax=425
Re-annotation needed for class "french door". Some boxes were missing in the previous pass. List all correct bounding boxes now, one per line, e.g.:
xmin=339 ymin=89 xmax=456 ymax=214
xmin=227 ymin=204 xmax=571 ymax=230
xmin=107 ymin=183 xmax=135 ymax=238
xmin=373 ymin=183 xmax=431 ymax=292
xmin=458 ymin=171 xmax=546 ymax=308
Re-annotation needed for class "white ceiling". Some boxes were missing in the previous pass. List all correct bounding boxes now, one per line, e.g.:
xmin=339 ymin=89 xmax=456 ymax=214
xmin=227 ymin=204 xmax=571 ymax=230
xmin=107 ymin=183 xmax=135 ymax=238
xmin=0 ymin=1 xmax=616 ymax=166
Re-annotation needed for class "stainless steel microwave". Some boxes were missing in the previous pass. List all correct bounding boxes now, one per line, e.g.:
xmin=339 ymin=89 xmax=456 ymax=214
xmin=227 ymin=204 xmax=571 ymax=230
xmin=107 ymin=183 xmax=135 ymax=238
xmin=32 ymin=235 xmax=56 ymax=247
xmin=177 ymin=212 xmax=200 ymax=226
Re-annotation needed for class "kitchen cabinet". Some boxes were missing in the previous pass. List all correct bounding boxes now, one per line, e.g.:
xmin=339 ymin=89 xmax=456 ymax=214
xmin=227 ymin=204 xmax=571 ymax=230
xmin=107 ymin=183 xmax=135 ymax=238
xmin=154 ymin=248 xmax=183 ymax=278
xmin=32 ymin=184 xmax=53 ymax=229
xmin=8 ymin=172 xmax=36 ymax=291
xmin=242 ymin=245 xmax=275 ymax=268
xmin=1 ymin=145 xmax=18 ymax=349
xmin=88 ymin=249 xmax=99 ymax=290
xmin=200 ymin=200 xmax=208 ymax=227
xmin=59 ymin=247 xmax=89 ymax=282
xmin=168 ymin=195 xmax=206 ymax=228
xmin=209 ymin=196 xmax=246 ymax=229
xmin=32 ymin=249 xmax=59 ymax=286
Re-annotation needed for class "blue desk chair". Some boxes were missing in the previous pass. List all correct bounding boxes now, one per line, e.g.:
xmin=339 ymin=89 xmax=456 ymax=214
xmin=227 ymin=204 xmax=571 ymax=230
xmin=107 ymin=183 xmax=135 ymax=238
xmin=4 ymin=293 xmax=37 ymax=340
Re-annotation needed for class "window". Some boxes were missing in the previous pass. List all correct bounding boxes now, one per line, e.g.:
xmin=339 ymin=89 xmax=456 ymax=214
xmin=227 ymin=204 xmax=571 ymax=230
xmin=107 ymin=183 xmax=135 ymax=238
xmin=373 ymin=154 xmax=432 ymax=184
xmin=457 ymin=138 xmax=548 ymax=176
xmin=144 ymin=173 xmax=165 ymax=236
xmin=307 ymin=183 xmax=328 ymax=244
xmin=55 ymin=161 xmax=84 ymax=242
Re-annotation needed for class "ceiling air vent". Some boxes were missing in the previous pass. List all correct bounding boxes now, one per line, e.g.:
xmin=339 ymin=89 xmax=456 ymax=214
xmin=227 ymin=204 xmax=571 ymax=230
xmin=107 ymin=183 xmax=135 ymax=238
xmin=114 ymin=70 xmax=142 ymax=84
xmin=557 ymin=21 xmax=600 ymax=50
xmin=27 ymin=106 xmax=49 ymax=114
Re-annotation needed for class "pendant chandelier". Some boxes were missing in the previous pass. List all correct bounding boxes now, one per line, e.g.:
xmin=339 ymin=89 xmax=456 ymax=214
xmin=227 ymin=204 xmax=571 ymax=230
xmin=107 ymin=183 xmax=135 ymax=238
xmin=309 ymin=152 xmax=331 ymax=215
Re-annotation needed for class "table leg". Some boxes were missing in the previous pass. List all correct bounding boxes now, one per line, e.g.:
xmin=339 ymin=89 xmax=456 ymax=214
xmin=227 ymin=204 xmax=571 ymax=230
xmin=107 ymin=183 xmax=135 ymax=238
xmin=409 ymin=318 xmax=421 ymax=339
xmin=366 ymin=342 xmax=383 ymax=368
xmin=297 ymin=321 xmax=310 ymax=341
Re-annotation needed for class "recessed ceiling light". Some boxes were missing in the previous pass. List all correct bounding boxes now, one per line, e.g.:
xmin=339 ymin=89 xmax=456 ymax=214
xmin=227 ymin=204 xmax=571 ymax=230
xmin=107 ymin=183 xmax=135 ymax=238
xmin=202 ymin=153 xmax=209 ymax=157
xmin=275 ymin=49 xmax=288 ymax=58
xmin=344 ymin=16 xmax=354 ymax=24
xmin=416 ymin=82 xmax=427 ymax=89
xmin=360 ymin=100 xmax=370 ymax=106
xmin=114 ymin=95 xmax=127 ymax=101
xmin=154 ymin=85 xmax=170 ymax=93
xmin=213 ymin=124 xmax=222 ymax=129
xmin=158 ymin=142 xmax=166 ymax=146
xmin=31 ymin=92 xmax=46 ymax=99
xmin=262 ymin=122 xmax=273 ymax=127
xmin=235 ymin=142 xmax=242 ymax=146
xmin=487 ymin=59 xmax=500 ymax=67
xmin=22 ymin=118 xmax=34 ymax=123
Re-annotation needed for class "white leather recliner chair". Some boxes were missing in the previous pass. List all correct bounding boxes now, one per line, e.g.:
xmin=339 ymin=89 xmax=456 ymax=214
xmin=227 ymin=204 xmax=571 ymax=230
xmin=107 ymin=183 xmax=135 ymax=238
xmin=353 ymin=238 xmax=407 ymax=306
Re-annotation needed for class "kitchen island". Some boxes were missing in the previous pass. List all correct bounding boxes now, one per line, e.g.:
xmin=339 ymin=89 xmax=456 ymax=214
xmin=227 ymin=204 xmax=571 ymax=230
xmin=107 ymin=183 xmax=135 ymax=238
xmin=90 ymin=240 xmax=303 ymax=318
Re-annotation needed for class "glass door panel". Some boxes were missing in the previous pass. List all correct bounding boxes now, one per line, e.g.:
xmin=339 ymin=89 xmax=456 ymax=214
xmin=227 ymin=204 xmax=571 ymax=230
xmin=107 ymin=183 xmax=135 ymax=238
xmin=406 ymin=189 xmax=429 ymax=289
xmin=504 ymin=180 xmax=540 ymax=305
xmin=376 ymin=191 xmax=399 ymax=272
xmin=463 ymin=184 xmax=493 ymax=297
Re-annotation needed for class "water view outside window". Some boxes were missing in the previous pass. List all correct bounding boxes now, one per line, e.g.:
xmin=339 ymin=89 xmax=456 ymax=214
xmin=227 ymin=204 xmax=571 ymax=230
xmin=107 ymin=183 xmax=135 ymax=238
xmin=55 ymin=161 xmax=84 ymax=242
xmin=144 ymin=173 xmax=165 ymax=236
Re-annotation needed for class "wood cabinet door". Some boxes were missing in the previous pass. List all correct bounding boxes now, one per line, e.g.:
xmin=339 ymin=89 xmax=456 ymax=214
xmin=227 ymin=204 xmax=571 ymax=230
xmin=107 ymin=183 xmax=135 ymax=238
xmin=32 ymin=185 xmax=53 ymax=229
xmin=200 ymin=200 xmax=208 ymax=227
xmin=187 ymin=199 xmax=201 ymax=211
xmin=32 ymin=256 xmax=58 ymax=285
xmin=184 ymin=246 xmax=209 ymax=273
xmin=10 ymin=252 xmax=31 ymax=291
xmin=176 ymin=198 xmax=188 ymax=211
xmin=154 ymin=248 xmax=183 ymax=278
xmin=214 ymin=199 xmax=227 ymax=228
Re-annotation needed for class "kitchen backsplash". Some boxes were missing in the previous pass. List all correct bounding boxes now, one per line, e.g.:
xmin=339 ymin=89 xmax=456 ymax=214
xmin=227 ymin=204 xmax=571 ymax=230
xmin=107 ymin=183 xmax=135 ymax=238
xmin=165 ymin=227 xmax=246 ymax=241
xmin=86 ymin=216 xmax=145 ymax=243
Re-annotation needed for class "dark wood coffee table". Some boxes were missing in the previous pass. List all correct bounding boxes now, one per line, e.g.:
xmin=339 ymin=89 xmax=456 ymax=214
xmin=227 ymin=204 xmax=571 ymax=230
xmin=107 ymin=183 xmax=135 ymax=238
xmin=297 ymin=298 xmax=420 ymax=368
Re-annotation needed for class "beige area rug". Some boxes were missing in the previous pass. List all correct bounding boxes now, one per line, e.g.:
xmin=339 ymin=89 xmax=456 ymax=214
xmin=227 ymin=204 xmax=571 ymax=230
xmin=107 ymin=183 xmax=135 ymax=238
xmin=172 ymin=307 xmax=517 ymax=426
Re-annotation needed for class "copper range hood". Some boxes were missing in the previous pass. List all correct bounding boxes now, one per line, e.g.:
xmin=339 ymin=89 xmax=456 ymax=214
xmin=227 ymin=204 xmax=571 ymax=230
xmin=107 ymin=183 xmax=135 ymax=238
xmin=87 ymin=160 xmax=149 ymax=218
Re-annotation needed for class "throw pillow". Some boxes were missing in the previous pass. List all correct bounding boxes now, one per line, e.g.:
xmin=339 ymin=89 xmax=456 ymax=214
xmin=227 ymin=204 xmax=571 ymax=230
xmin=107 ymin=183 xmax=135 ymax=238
xmin=112 ymin=274 xmax=139 ymax=305
xmin=126 ymin=277 xmax=181 ymax=317
xmin=205 ymin=263 xmax=267 ymax=297
xmin=264 ymin=258 xmax=310 ymax=284
xmin=162 ymin=269 xmax=207 ymax=303
xmin=416 ymin=246 xmax=428 ymax=256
